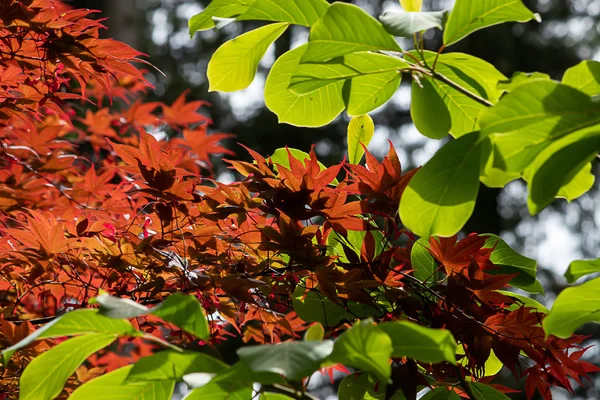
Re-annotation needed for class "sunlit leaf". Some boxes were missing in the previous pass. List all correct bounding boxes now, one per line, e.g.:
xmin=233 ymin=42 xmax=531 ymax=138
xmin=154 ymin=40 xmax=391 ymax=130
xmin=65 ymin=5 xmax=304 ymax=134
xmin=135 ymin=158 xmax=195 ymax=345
xmin=562 ymin=60 xmax=600 ymax=96
xmin=379 ymin=321 xmax=456 ymax=364
xmin=565 ymin=258 xmax=600 ymax=284
xmin=344 ymin=71 xmax=402 ymax=116
xmin=189 ymin=0 xmax=255 ymax=35
xmin=348 ymin=115 xmax=375 ymax=164
xmin=127 ymin=350 xmax=228 ymax=382
xmin=237 ymin=0 xmax=329 ymax=26
xmin=411 ymin=77 xmax=452 ymax=139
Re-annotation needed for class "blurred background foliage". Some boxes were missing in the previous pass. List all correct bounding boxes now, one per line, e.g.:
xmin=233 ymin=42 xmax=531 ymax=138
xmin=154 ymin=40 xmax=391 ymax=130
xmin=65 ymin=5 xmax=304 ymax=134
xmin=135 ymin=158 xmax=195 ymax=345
xmin=71 ymin=0 xmax=600 ymax=398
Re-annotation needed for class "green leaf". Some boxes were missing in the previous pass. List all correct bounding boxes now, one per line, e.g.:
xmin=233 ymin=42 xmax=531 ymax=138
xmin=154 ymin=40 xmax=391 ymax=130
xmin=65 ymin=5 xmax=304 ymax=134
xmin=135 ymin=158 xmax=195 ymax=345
xmin=443 ymin=0 xmax=540 ymax=47
xmin=1 ymin=309 xmax=134 ymax=365
xmin=207 ymin=23 xmax=289 ymax=92
xmin=97 ymin=293 xmax=209 ymax=340
xmin=293 ymin=285 xmax=351 ymax=326
xmin=565 ymin=258 xmax=600 ymax=284
xmin=411 ymin=77 xmax=452 ymax=139
xmin=344 ymin=71 xmax=402 ymax=116
xmin=378 ymin=321 xmax=456 ymax=364
xmin=265 ymin=44 xmax=345 ymax=127
xmin=482 ymin=234 xmax=540 ymax=293
xmin=556 ymin=162 xmax=595 ymax=203
xmin=497 ymin=71 xmax=551 ymax=92
xmin=210 ymin=361 xmax=286 ymax=386
xmin=543 ymin=277 xmax=600 ymax=338
xmin=400 ymin=132 xmax=487 ymax=238
xmin=456 ymin=345 xmax=502 ymax=376
xmin=338 ymin=372 xmax=386 ymax=400
xmin=237 ymin=0 xmax=329 ymax=26
xmin=20 ymin=333 xmax=116 ymax=400
xmin=328 ymin=320 xmax=392 ymax=381
xmin=184 ymin=382 xmax=253 ymax=400
xmin=127 ymin=350 xmax=228 ymax=382
xmin=411 ymin=238 xmax=438 ymax=284
xmin=348 ymin=115 xmax=375 ymax=164
xmin=303 ymin=3 xmax=401 ymax=63
xmin=260 ymin=394 xmax=295 ymax=400
xmin=70 ymin=366 xmax=175 ymax=400
xmin=380 ymin=10 xmax=448 ymax=37
xmin=421 ymin=388 xmax=461 ymax=400
xmin=495 ymin=291 xmax=549 ymax=314
xmin=470 ymin=382 xmax=511 ymax=400
xmin=237 ymin=340 xmax=334 ymax=381
xmin=291 ymin=52 xmax=408 ymax=94
xmin=480 ymin=80 xmax=600 ymax=173
xmin=479 ymin=144 xmax=520 ymax=188
xmin=305 ymin=322 xmax=325 ymax=341
xmin=189 ymin=0 xmax=254 ymax=35
xmin=562 ymin=60 xmax=600 ymax=97
xmin=526 ymin=131 xmax=600 ymax=214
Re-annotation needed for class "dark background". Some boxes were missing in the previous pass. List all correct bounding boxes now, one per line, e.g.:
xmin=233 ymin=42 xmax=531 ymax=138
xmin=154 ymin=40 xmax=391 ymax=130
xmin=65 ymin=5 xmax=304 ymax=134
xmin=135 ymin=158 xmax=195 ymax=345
xmin=69 ymin=1 xmax=600 ymax=398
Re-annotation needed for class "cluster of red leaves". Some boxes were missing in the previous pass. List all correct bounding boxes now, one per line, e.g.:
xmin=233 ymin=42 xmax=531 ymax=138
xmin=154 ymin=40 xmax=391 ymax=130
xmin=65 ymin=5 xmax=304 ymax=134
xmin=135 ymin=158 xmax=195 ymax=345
xmin=0 ymin=1 xmax=596 ymax=399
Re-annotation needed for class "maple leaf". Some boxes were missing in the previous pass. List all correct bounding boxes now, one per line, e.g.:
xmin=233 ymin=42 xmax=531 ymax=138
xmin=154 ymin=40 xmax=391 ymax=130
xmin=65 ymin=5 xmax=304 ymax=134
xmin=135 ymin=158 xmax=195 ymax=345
xmin=428 ymin=235 xmax=495 ymax=277
xmin=161 ymin=90 xmax=211 ymax=128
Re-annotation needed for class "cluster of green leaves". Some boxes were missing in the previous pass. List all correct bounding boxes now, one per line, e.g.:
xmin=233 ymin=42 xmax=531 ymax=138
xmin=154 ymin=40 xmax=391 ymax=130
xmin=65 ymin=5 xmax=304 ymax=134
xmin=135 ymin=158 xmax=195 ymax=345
xmin=3 ymin=293 xmax=468 ymax=400
xmin=190 ymin=0 xmax=600 ymax=345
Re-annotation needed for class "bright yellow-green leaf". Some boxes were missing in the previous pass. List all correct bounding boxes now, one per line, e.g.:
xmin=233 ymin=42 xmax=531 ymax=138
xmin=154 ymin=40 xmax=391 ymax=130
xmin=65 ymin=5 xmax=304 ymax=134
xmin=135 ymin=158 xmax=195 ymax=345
xmin=562 ymin=60 xmax=600 ymax=97
xmin=303 ymin=3 xmax=401 ymax=63
xmin=189 ymin=0 xmax=254 ymax=35
xmin=208 ymin=22 xmax=289 ymax=92
xmin=556 ymin=162 xmax=595 ymax=202
xmin=457 ymin=345 xmax=502 ymax=376
xmin=411 ymin=77 xmax=451 ymax=139
xmin=345 ymin=71 xmax=402 ymax=116
xmin=444 ymin=0 xmax=540 ymax=47
xmin=265 ymin=44 xmax=345 ymax=127
xmin=400 ymin=0 xmax=423 ymax=12
xmin=304 ymin=323 xmax=325 ymax=341
xmin=347 ymin=115 xmax=375 ymax=164
xmin=565 ymin=258 xmax=600 ymax=284
xmin=237 ymin=0 xmax=329 ymax=26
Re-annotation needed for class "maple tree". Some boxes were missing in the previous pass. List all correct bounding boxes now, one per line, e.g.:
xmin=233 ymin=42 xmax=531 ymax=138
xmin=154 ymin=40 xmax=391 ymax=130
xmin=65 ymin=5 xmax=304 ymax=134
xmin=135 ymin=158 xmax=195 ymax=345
xmin=1 ymin=1 xmax=600 ymax=400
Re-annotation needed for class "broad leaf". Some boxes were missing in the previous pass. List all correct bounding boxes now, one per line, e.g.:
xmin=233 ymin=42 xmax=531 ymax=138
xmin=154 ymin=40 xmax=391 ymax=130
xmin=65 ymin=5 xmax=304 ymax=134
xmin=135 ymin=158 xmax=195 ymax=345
xmin=443 ymin=0 xmax=539 ymax=47
xmin=380 ymin=10 xmax=448 ymax=37
xmin=411 ymin=237 xmax=438 ymax=284
xmin=378 ymin=321 xmax=456 ymax=364
xmin=495 ymin=291 xmax=549 ymax=314
xmin=456 ymin=345 xmax=503 ymax=376
xmin=497 ymin=71 xmax=551 ymax=92
xmin=338 ymin=372 xmax=386 ymax=400
xmin=421 ymin=388 xmax=461 ymax=400
xmin=265 ymin=44 xmax=345 ymax=127
xmin=400 ymin=0 xmax=423 ymax=12
xmin=260 ymin=394 xmax=295 ymax=400
xmin=97 ymin=293 xmax=209 ymax=340
xmin=1 ymin=309 xmax=134 ymax=364
xmin=482 ymin=234 xmax=540 ymax=293
xmin=70 ymin=366 xmax=175 ymax=400
xmin=556 ymin=162 xmax=595 ymax=203
xmin=480 ymin=80 xmax=600 ymax=173
xmin=207 ymin=23 xmax=289 ymax=92
xmin=565 ymin=258 xmax=600 ymax=284
xmin=470 ymin=382 xmax=511 ymax=400
xmin=127 ymin=350 xmax=228 ymax=382
xmin=562 ymin=60 xmax=600 ymax=96
xmin=328 ymin=320 xmax=392 ymax=380
xmin=543 ymin=277 xmax=600 ymax=338
xmin=348 ymin=115 xmax=375 ymax=164
xmin=290 ymin=52 xmax=408 ymax=94
xmin=400 ymin=132 xmax=487 ymax=238
xmin=20 ymin=333 xmax=116 ymax=400
xmin=184 ymin=382 xmax=253 ymax=400
xmin=344 ymin=70 xmax=402 ymax=116
xmin=304 ymin=322 xmax=325 ymax=341
xmin=303 ymin=3 xmax=401 ymax=62
xmin=237 ymin=0 xmax=329 ymax=26
xmin=237 ymin=340 xmax=334 ymax=381
xmin=292 ymin=285 xmax=352 ymax=326
xmin=189 ymin=0 xmax=254 ymax=35
xmin=411 ymin=77 xmax=452 ymax=139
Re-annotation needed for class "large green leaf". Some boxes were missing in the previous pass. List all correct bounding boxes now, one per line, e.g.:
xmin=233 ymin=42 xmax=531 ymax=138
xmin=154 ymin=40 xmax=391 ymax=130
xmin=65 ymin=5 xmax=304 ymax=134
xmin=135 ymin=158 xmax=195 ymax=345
xmin=421 ymin=388 xmax=461 ymax=400
xmin=290 ymin=52 xmax=408 ymax=94
xmin=400 ymin=132 xmax=487 ymax=238
xmin=482 ymin=234 xmax=540 ymax=293
xmin=126 ymin=350 xmax=228 ymax=382
xmin=497 ymin=71 xmax=550 ymax=92
xmin=328 ymin=320 xmax=392 ymax=381
xmin=495 ymin=291 xmax=549 ymax=314
xmin=184 ymin=382 xmax=253 ymax=400
xmin=378 ymin=321 xmax=456 ymax=364
xmin=260 ymin=394 xmax=295 ymax=400
xmin=411 ymin=238 xmax=438 ymax=284
xmin=97 ymin=293 xmax=209 ymax=340
xmin=237 ymin=340 xmax=334 ymax=381
xmin=20 ymin=333 xmax=117 ymax=400
xmin=470 ymin=382 xmax=511 ymax=400
xmin=562 ymin=60 xmax=600 ymax=96
xmin=70 ymin=366 xmax=175 ymax=400
xmin=565 ymin=258 xmax=600 ymax=284
xmin=543 ymin=277 xmax=600 ymax=338
xmin=480 ymin=80 xmax=600 ymax=173
xmin=1 ymin=309 xmax=134 ymax=364
xmin=292 ymin=285 xmax=352 ymax=326
xmin=380 ymin=10 xmax=448 ymax=38
xmin=338 ymin=372 xmax=385 ymax=400
xmin=302 ymin=3 xmax=401 ymax=63
xmin=265 ymin=44 xmax=345 ymax=127
xmin=526 ymin=130 xmax=600 ymax=214
xmin=443 ymin=0 xmax=539 ymax=47
xmin=344 ymin=70 xmax=402 ymax=116
xmin=555 ymin=162 xmax=595 ymax=203
xmin=237 ymin=0 xmax=329 ymax=26
xmin=189 ymin=0 xmax=254 ymax=35
xmin=348 ymin=115 xmax=375 ymax=164
xmin=207 ymin=23 xmax=289 ymax=92
xmin=411 ymin=77 xmax=452 ymax=139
